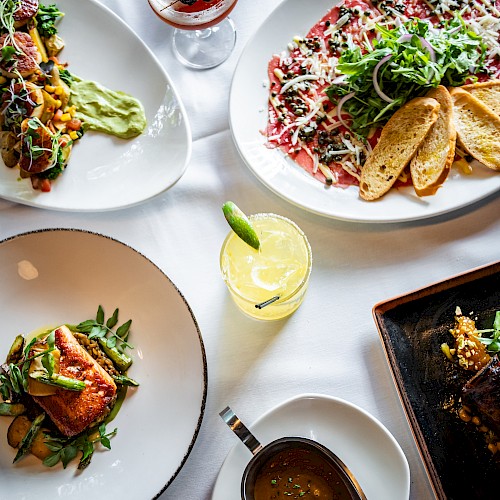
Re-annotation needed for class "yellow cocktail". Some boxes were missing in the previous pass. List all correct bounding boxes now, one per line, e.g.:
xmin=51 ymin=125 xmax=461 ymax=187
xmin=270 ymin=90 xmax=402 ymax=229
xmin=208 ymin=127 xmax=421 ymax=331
xmin=220 ymin=213 xmax=312 ymax=320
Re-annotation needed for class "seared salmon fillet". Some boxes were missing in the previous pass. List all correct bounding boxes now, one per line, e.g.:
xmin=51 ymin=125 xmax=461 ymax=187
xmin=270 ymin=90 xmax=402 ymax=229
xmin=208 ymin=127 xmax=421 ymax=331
xmin=32 ymin=325 xmax=117 ymax=437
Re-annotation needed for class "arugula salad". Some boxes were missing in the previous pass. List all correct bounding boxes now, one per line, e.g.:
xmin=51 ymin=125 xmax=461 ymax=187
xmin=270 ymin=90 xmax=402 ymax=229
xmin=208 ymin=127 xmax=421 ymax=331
xmin=0 ymin=306 xmax=139 ymax=470
xmin=326 ymin=15 xmax=487 ymax=137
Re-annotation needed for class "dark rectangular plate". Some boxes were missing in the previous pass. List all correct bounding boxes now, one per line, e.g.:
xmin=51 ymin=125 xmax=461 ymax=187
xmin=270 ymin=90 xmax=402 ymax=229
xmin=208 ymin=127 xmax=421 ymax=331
xmin=373 ymin=262 xmax=500 ymax=500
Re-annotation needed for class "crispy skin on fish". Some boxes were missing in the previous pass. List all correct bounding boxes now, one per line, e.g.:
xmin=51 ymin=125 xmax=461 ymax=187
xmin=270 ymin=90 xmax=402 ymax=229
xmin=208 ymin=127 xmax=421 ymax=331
xmin=462 ymin=355 xmax=500 ymax=434
xmin=32 ymin=325 xmax=117 ymax=437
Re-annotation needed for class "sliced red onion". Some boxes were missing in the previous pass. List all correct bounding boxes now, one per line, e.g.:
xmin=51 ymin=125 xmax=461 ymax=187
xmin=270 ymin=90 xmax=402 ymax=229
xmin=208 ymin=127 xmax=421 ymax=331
xmin=397 ymin=34 xmax=436 ymax=62
xmin=373 ymin=55 xmax=394 ymax=103
xmin=337 ymin=91 xmax=355 ymax=129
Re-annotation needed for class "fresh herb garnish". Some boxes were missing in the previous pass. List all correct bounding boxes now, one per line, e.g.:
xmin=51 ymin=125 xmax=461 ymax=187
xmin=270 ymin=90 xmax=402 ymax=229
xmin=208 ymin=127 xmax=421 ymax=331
xmin=1 ymin=45 xmax=15 ymax=62
xmin=76 ymin=306 xmax=133 ymax=352
xmin=58 ymin=67 xmax=73 ymax=85
xmin=477 ymin=311 xmax=500 ymax=353
xmin=35 ymin=4 xmax=64 ymax=38
xmin=43 ymin=422 xmax=117 ymax=469
xmin=326 ymin=15 xmax=487 ymax=136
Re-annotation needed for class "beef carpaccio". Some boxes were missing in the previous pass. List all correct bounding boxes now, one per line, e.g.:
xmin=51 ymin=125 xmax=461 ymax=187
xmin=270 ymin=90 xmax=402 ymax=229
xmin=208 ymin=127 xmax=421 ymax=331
xmin=265 ymin=0 xmax=500 ymax=189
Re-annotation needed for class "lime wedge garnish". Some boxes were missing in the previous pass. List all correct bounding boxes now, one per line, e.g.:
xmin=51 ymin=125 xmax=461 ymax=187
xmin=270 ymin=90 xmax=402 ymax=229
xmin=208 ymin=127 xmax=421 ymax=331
xmin=222 ymin=201 xmax=260 ymax=250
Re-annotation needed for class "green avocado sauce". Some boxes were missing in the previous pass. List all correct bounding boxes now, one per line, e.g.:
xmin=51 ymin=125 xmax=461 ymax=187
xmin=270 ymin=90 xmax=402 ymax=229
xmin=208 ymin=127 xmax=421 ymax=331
xmin=69 ymin=79 xmax=147 ymax=139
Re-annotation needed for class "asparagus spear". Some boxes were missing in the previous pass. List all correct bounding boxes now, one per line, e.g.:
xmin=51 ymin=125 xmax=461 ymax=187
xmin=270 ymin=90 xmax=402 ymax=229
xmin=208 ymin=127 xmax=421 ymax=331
xmin=13 ymin=413 xmax=45 ymax=463
xmin=30 ymin=372 xmax=86 ymax=391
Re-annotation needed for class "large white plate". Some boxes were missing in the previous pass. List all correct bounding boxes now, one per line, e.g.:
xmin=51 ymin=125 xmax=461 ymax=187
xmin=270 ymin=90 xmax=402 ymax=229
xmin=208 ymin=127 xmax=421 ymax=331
xmin=229 ymin=0 xmax=500 ymax=223
xmin=212 ymin=394 xmax=410 ymax=499
xmin=0 ymin=229 xmax=207 ymax=499
xmin=0 ymin=0 xmax=191 ymax=211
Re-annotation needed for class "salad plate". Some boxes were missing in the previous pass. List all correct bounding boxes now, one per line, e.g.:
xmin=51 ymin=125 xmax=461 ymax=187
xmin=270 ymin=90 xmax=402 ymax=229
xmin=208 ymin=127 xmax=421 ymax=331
xmin=374 ymin=261 xmax=500 ymax=499
xmin=212 ymin=393 xmax=410 ymax=499
xmin=0 ymin=229 xmax=207 ymax=499
xmin=229 ymin=0 xmax=500 ymax=223
xmin=0 ymin=0 xmax=191 ymax=211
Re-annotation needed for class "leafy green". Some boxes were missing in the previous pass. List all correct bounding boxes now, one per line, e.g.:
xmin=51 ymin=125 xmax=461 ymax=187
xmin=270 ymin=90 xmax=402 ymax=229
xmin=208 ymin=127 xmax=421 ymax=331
xmin=477 ymin=311 xmax=500 ymax=353
xmin=76 ymin=306 xmax=134 ymax=353
xmin=58 ymin=68 xmax=73 ymax=86
xmin=37 ymin=148 xmax=64 ymax=180
xmin=36 ymin=4 xmax=64 ymax=38
xmin=326 ymin=15 xmax=487 ymax=136
xmin=43 ymin=423 xmax=117 ymax=469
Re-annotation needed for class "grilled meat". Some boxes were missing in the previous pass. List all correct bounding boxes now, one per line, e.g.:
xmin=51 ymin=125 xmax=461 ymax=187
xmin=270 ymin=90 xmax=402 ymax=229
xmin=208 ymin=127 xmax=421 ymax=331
xmin=462 ymin=355 xmax=500 ymax=434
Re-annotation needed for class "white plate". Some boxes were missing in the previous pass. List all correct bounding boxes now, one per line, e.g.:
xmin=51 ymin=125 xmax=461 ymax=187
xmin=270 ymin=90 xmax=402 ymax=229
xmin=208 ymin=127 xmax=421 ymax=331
xmin=212 ymin=393 xmax=410 ymax=500
xmin=0 ymin=229 xmax=207 ymax=499
xmin=0 ymin=0 xmax=191 ymax=211
xmin=229 ymin=0 xmax=500 ymax=223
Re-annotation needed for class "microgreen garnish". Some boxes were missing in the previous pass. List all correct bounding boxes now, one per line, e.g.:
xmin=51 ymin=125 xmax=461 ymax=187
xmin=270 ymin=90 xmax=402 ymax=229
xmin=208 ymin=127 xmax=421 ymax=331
xmin=76 ymin=306 xmax=133 ymax=352
xmin=43 ymin=423 xmax=117 ymax=470
xmin=326 ymin=15 xmax=487 ymax=136
xmin=1 ymin=44 xmax=15 ymax=62
xmin=20 ymin=117 xmax=62 ymax=172
xmin=477 ymin=311 xmax=500 ymax=353
xmin=0 ymin=0 xmax=17 ymax=35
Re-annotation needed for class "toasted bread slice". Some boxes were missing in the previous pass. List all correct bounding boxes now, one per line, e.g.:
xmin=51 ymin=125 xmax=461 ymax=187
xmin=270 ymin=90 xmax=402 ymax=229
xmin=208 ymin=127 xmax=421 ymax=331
xmin=32 ymin=326 xmax=117 ymax=437
xmin=449 ymin=87 xmax=500 ymax=171
xmin=461 ymin=80 xmax=500 ymax=117
xmin=410 ymin=86 xmax=456 ymax=196
xmin=359 ymin=97 xmax=440 ymax=201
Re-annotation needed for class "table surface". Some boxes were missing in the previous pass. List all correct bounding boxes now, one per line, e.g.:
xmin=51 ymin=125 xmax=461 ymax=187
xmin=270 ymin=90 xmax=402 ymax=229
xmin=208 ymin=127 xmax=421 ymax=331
xmin=1 ymin=1 xmax=499 ymax=499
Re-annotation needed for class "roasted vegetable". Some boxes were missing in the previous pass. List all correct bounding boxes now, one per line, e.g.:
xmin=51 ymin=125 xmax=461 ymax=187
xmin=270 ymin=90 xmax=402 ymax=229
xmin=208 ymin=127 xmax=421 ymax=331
xmin=0 ymin=402 xmax=26 ymax=416
xmin=13 ymin=413 xmax=46 ymax=463
xmin=5 ymin=334 xmax=24 ymax=364
xmin=7 ymin=415 xmax=31 ymax=448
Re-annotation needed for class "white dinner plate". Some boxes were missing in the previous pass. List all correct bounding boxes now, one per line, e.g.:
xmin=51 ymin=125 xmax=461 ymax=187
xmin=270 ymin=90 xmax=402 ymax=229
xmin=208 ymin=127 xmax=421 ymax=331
xmin=229 ymin=0 xmax=500 ymax=223
xmin=0 ymin=229 xmax=207 ymax=499
xmin=0 ymin=0 xmax=191 ymax=211
xmin=212 ymin=394 xmax=410 ymax=499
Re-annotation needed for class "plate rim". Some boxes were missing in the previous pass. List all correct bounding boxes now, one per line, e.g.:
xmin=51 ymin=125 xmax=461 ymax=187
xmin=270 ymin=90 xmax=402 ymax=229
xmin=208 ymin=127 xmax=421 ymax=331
xmin=372 ymin=260 xmax=500 ymax=500
xmin=0 ymin=0 xmax=192 ymax=212
xmin=229 ymin=0 xmax=500 ymax=223
xmin=0 ymin=227 xmax=208 ymax=498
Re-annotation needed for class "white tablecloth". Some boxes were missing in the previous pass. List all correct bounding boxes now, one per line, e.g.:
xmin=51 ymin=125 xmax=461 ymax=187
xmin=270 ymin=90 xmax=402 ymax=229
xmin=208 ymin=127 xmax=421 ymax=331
xmin=1 ymin=1 xmax=499 ymax=498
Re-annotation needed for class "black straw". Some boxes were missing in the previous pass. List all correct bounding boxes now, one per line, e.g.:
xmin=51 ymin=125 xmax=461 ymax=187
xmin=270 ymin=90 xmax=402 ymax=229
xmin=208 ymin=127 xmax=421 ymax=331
xmin=255 ymin=296 xmax=280 ymax=309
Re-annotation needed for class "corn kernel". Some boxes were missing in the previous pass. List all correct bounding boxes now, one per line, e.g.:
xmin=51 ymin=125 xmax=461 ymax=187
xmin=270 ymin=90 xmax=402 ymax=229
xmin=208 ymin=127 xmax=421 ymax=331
xmin=45 ymin=84 xmax=56 ymax=93
xmin=55 ymin=99 xmax=62 ymax=108
xmin=69 ymin=131 xmax=79 ymax=140
xmin=60 ymin=113 xmax=71 ymax=122
xmin=54 ymin=86 xmax=63 ymax=95
xmin=67 ymin=106 xmax=76 ymax=117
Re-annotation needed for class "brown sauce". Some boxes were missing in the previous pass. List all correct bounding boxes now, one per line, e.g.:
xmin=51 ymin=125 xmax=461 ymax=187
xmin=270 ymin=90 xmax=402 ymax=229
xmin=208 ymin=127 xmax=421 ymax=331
xmin=252 ymin=447 xmax=354 ymax=499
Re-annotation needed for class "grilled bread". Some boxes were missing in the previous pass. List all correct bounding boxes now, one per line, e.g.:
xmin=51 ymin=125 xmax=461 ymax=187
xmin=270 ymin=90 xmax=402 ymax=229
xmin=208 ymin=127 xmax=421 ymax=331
xmin=359 ymin=97 xmax=440 ymax=201
xmin=31 ymin=325 xmax=117 ymax=437
xmin=449 ymin=87 xmax=500 ymax=171
xmin=410 ymin=86 xmax=456 ymax=196
xmin=461 ymin=80 xmax=500 ymax=117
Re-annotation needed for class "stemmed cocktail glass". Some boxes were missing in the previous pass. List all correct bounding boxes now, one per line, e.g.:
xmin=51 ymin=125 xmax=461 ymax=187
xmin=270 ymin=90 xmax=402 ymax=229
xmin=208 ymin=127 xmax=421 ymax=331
xmin=148 ymin=0 xmax=238 ymax=69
